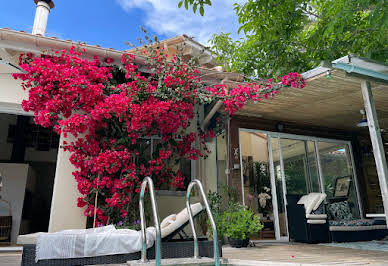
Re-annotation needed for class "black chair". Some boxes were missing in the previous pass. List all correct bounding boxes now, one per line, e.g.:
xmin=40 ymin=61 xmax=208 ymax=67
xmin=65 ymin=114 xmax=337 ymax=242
xmin=286 ymin=194 xmax=330 ymax=243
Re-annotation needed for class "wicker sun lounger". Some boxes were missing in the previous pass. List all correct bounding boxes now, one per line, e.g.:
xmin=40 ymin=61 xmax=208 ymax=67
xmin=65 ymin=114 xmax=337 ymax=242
xmin=22 ymin=239 xmax=221 ymax=266
xmin=21 ymin=206 xmax=222 ymax=265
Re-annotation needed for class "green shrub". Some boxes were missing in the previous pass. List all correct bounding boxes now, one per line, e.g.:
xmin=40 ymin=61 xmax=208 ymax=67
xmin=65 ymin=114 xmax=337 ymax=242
xmin=222 ymin=203 xmax=263 ymax=240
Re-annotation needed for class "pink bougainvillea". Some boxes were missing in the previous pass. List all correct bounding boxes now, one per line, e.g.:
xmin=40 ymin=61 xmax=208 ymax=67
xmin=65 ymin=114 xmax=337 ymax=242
xmin=13 ymin=45 xmax=304 ymax=225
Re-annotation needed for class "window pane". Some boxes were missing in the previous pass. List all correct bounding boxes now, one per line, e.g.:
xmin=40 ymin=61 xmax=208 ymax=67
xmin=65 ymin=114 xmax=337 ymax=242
xmin=306 ymin=141 xmax=321 ymax=192
xmin=271 ymin=137 xmax=288 ymax=237
xmin=280 ymin=139 xmax=308 ymax=195
xmin=318 ymin=142 xmax=360 ymax=218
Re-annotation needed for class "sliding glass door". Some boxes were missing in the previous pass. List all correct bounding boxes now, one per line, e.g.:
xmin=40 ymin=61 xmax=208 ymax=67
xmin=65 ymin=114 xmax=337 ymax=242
xmin=270 ymin=137 xmax=288 ymax=239
xmin=317 ymin=142 xmax=360 ymax=218
xmin=239 ymin=129 xmax=362 ymax=241
xmin=280 ymin=139 xmax=321 ymax=195
xmin=239 ymin=131 xmax=276 ymax=240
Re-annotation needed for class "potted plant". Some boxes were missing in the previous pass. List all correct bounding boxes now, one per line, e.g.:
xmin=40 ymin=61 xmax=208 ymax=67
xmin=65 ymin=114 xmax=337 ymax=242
xmin=222 ymin=203 xmax=263 ymax=248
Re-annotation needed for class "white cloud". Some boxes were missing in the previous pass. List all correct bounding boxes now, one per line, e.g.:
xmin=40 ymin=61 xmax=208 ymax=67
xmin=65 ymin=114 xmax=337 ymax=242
xmin=116 ymin=0 xmax=245 ymax=45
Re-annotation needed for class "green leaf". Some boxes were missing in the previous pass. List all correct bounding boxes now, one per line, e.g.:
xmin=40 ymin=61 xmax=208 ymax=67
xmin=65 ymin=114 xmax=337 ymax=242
xmin=199 ymin=6 xmax=204 ymax=16
xmin=178 ymin=1 xmax=183 ymax=8
xmin=193 ymin=3 xmax=198 ymax=13
xmin=184 ymin=0 xmax=189 ymax=10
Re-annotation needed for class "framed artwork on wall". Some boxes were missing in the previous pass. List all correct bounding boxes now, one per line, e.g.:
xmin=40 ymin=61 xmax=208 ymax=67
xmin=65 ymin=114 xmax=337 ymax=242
xmin=334 ymin=176 xmax=352 ymax=197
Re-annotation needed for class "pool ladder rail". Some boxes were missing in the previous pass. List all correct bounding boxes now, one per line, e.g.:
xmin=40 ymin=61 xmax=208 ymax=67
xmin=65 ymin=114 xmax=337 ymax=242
xmin=186 ymin=179 xmax=220 ymax=266
xmin=138 ymin=177 xmax=220 ymax=266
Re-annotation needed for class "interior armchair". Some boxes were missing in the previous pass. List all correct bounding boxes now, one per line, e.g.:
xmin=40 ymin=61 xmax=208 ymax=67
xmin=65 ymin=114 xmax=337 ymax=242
xmin=286 ymin=193 xmax=330 ymax=243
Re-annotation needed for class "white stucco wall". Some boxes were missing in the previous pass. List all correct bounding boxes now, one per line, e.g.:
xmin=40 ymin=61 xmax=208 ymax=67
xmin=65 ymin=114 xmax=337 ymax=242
xmin=0 ymin=75 xmax=26 ymax=103
xmin=0 ymin=163 xmax=29 ymax=243
xmin=48 ymin=134 xmax=86 ymax=232
xmin=204 ymin=138 xmax=218 ymax=193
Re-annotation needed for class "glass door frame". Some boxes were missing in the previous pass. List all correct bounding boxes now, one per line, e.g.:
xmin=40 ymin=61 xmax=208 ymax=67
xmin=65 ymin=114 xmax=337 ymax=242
xmin=269 ymin=135 xmax=289 ymax=241
xmin=238 ymin=128 xmax=363 ymax=241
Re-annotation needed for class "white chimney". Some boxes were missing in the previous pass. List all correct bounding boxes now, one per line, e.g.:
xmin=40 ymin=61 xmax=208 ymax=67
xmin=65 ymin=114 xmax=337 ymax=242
xmin=32 ymin=0 xmax=55 ymax=36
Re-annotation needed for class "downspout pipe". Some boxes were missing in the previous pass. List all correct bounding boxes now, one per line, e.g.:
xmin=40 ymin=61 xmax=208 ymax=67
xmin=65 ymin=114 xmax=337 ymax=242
xmin=333 ymin=62 xmax=388 ymax=82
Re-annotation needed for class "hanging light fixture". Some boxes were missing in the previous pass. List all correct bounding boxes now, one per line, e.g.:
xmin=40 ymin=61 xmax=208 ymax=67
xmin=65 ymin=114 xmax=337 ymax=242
xmin=326 ymin=70 xmax=332 ymax=80
xmin=357 ymin=109 xmax=368 ymax=127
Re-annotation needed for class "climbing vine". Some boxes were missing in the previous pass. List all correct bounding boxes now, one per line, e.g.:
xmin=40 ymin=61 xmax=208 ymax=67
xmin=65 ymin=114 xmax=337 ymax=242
xmin=13 ymin=42 xmax=304 ymax=225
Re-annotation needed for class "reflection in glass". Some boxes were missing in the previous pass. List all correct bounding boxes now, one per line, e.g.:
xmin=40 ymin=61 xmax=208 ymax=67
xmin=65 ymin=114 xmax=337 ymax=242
xmin=240 ymin=131 xmax=275 ymax=240
xmin=237 ymin=129 xmax=361 ymax=241
xmin=317 ymin=142 xmax=360 ymax=218
xmin=307 ymin=141 xmax=321 ymax=192
xmin=280 ymin=139 xmax=308 ymax=195
xmin=271 ymin=137 xmax=288 ymax=237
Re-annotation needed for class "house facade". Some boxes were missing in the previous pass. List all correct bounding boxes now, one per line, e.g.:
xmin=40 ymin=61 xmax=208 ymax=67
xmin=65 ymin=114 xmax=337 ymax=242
xmin=0 ymin=0 xmax=232 ymax=242
xmin=0 ymin=0 xmax=387 ymax=244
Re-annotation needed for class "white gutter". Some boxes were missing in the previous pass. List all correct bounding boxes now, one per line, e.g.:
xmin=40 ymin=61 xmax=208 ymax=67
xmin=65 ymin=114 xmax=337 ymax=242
xmin=301 ymin=65 xmax=331 ymax=80
xmin=0 ymin=28 xmax=147 ymax=65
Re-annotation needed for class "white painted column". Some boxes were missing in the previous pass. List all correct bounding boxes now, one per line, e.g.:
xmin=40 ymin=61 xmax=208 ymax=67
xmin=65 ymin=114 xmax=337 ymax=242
xmin=361 ymin=80 xmax=388 ymax=225
xmin=48 ymin=134 xmax=86 ymax=232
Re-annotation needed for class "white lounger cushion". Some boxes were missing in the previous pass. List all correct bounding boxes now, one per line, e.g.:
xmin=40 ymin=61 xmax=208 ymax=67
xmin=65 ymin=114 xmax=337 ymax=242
xmin=35 ymin=225 xmax=156 ymax=261
xmin=17 ymin=232 xmax=46 ymax=245
xmin=161 ymin=214 xmax=177 ymax=229
xmin=17 ymin=225 xmax=118 ymax=245
xmin=298 ymin=194 xmax=319 ymax=215
xmin=160 ymin=202 xmax=203 ymax=238
xmin=307 ymin=219 xmax=326 ymax=224
xmin=297 ymin=193 xmax=326 ymax=215
xmin=306 ymin=214 xmax=327 ymax=219
xmin=313 ymin=193 xmax=327 ymax=211
xmin=18 ymin=202 xmax=204 ymax=247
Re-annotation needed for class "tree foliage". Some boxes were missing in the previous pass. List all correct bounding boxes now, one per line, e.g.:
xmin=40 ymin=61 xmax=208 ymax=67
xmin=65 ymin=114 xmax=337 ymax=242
xmin=178 ymin=0 xmax=212 ymax=16
xmin=210 ymin=0 xmax=388 ymax=78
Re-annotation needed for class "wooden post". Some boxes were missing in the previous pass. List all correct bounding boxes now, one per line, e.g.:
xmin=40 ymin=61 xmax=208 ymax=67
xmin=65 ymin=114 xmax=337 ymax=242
xmin=361 ymin=80 xmax=388 ymax=225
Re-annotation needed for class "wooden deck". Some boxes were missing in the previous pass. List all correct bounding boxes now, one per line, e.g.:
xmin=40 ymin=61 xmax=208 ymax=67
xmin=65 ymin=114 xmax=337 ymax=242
xmin=3 ymin=243 xmax=388 ymax=265
xmin=223 ymin=242 xmax=388 ymax=265
xmin=0 ymin=252 xmax=21 ymax=266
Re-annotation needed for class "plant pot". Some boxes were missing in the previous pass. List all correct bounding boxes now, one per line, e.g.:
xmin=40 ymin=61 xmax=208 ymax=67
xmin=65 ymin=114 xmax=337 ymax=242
xmin=228 ymin=237 xmax=250 ymax=248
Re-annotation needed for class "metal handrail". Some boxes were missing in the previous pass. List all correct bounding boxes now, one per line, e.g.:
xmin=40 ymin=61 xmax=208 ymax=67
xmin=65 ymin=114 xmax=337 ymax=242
xmin=186 ymin=179 xmax=220 ymax=266
xmin=139 ymin=177 xmax=161 ymax=266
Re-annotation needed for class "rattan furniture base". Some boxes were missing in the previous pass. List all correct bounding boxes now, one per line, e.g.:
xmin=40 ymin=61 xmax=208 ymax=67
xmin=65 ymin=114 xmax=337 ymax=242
xmin=22 ymin=239 xmax=222 ymax=265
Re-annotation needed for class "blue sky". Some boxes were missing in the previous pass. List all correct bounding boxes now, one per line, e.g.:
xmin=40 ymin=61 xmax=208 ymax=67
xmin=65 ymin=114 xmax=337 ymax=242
xmin=0 ymin=0 xmax=243 ymax=50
